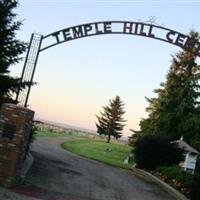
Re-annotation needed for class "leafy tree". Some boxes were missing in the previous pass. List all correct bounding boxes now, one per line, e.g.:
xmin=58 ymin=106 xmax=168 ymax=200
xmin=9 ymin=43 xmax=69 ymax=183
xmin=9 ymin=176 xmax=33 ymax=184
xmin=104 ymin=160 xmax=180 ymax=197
xmin=133 ymin=135 xmax=184 ymax=170
xmin=131 ymin=31 xmax=200 ymax=151
xmin=96 ymin=96 xmax=126 ymax=143
xmin=0 ymin=0 xmax=29 ymax=106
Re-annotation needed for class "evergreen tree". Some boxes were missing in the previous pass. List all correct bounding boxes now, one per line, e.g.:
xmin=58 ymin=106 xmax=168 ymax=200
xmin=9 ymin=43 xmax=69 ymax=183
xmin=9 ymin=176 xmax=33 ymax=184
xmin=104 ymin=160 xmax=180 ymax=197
xmin=0 ymin=0 xmax=28 ymax=106
xmin=131 ymin=31 xmax=200 ymax=151
xmin=128 ymin=118 xmax=155 ymax=146
xmin=96 ymin=96 xmax=126 ymax=143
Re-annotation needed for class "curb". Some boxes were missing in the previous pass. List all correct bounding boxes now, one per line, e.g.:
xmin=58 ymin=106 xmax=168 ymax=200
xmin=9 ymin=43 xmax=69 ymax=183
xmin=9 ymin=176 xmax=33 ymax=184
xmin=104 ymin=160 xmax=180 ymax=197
xmin=132 ymin=167 xmax=189 ymax=200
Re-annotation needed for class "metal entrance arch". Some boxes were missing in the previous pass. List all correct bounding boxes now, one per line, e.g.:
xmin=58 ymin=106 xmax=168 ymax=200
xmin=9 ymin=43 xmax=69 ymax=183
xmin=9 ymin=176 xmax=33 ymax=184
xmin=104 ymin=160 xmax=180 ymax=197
xmin=16 ymin=21 xmax=200 ymax=107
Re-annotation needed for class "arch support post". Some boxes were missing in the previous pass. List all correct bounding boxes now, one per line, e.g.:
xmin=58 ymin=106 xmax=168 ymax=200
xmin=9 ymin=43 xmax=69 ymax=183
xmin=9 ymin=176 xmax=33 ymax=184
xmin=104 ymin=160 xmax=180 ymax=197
xmin=16 ymin=33 xmax=43 ymax=107
xmin=0 ymin=103 xmax=34 ymax=187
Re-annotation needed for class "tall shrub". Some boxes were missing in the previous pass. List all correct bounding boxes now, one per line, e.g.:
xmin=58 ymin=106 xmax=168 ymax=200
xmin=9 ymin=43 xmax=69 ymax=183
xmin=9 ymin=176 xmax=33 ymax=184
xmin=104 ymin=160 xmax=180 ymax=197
xmin=133 ymin=135 xmax=184 ymax=169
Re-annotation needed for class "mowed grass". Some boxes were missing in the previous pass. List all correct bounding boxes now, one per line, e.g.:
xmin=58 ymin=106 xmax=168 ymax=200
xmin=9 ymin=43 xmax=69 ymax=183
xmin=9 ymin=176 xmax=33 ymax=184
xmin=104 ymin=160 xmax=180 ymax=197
xmin=62 ymin=140 xmax=133 ymax=169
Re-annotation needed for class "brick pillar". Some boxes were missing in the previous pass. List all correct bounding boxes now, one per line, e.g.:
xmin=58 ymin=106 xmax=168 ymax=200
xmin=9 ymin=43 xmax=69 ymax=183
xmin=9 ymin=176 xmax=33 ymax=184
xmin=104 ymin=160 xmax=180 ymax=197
xmin=0 ymin=103 xmax=34 ymax=188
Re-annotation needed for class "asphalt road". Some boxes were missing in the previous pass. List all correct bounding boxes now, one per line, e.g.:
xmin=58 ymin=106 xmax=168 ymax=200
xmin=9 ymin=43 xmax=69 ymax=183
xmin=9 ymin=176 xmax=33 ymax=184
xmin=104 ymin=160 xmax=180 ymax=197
xmin=22 ymin=137 xmax=175 ymax=200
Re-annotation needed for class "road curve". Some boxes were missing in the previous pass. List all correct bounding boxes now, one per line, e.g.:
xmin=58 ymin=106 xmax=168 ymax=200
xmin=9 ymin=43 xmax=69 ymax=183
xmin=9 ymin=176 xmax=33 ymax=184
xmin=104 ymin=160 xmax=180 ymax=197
xmin=23 ymin=137 xmax=175 ymax=200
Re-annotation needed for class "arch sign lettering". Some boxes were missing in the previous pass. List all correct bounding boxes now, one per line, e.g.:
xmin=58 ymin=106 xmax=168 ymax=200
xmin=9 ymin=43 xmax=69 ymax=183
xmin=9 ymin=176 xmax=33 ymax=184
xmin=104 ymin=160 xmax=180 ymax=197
xmin=16 ymin=21 xmax=200 ymax=106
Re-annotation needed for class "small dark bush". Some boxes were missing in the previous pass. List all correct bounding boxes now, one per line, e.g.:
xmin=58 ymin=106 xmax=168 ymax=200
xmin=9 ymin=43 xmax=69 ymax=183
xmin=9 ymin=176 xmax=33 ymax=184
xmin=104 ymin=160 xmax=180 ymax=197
xmin=156 ymin=166 xmax=193 ymax=189
xmin=189 ymin=159 xmax=200 ymax=200
xmin=133 ymin=135 xmax=184 ymax=169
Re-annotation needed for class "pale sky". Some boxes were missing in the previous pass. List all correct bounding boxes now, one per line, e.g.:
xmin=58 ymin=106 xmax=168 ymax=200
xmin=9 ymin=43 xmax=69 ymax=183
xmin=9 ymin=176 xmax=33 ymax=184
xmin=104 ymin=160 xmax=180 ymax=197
xmin=11 ymin=0 xmax=200 ymax=137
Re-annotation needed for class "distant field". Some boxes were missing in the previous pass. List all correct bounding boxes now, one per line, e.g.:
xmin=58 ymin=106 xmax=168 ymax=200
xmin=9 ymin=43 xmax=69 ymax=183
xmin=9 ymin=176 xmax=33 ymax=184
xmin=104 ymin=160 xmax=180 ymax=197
xmin=36 ymin=129 xmax=82 ymax=137
xmin=62 ymin=140 xmax=133 ymax=169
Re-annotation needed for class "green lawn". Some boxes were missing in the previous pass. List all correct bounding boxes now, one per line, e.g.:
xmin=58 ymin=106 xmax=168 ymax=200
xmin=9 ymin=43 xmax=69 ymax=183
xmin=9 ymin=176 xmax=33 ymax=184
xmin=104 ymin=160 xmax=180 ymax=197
xmin=61 ymin=139 xmax=133 ymax=169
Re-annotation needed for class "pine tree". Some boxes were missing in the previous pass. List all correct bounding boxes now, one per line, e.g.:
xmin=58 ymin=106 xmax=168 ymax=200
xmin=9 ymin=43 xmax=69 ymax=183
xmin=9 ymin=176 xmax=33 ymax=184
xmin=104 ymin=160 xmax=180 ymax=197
xmin=0 ymin=0 xmax=28 ymax=106
xmin=96 ymin=96 xmax=126 ymax=143
xmin=131 ymin=31 xmax=200 ymax=151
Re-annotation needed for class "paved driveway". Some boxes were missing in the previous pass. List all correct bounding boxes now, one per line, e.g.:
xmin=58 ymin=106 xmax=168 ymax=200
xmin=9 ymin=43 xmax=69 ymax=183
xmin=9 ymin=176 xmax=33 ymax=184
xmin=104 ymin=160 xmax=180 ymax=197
xmin=17 ymin=137 xmax=175 ymax=200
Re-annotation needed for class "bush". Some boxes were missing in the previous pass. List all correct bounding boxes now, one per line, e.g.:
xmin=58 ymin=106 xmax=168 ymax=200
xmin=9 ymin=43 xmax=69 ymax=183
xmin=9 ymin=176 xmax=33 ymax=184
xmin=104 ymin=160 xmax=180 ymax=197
xmin=189 ymin=158 xmax=200 ymax=200
xmin=133 ymin=135 xmax=184 ymax=169
xmin=156 ymin=166 xmax=193 ymax=190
